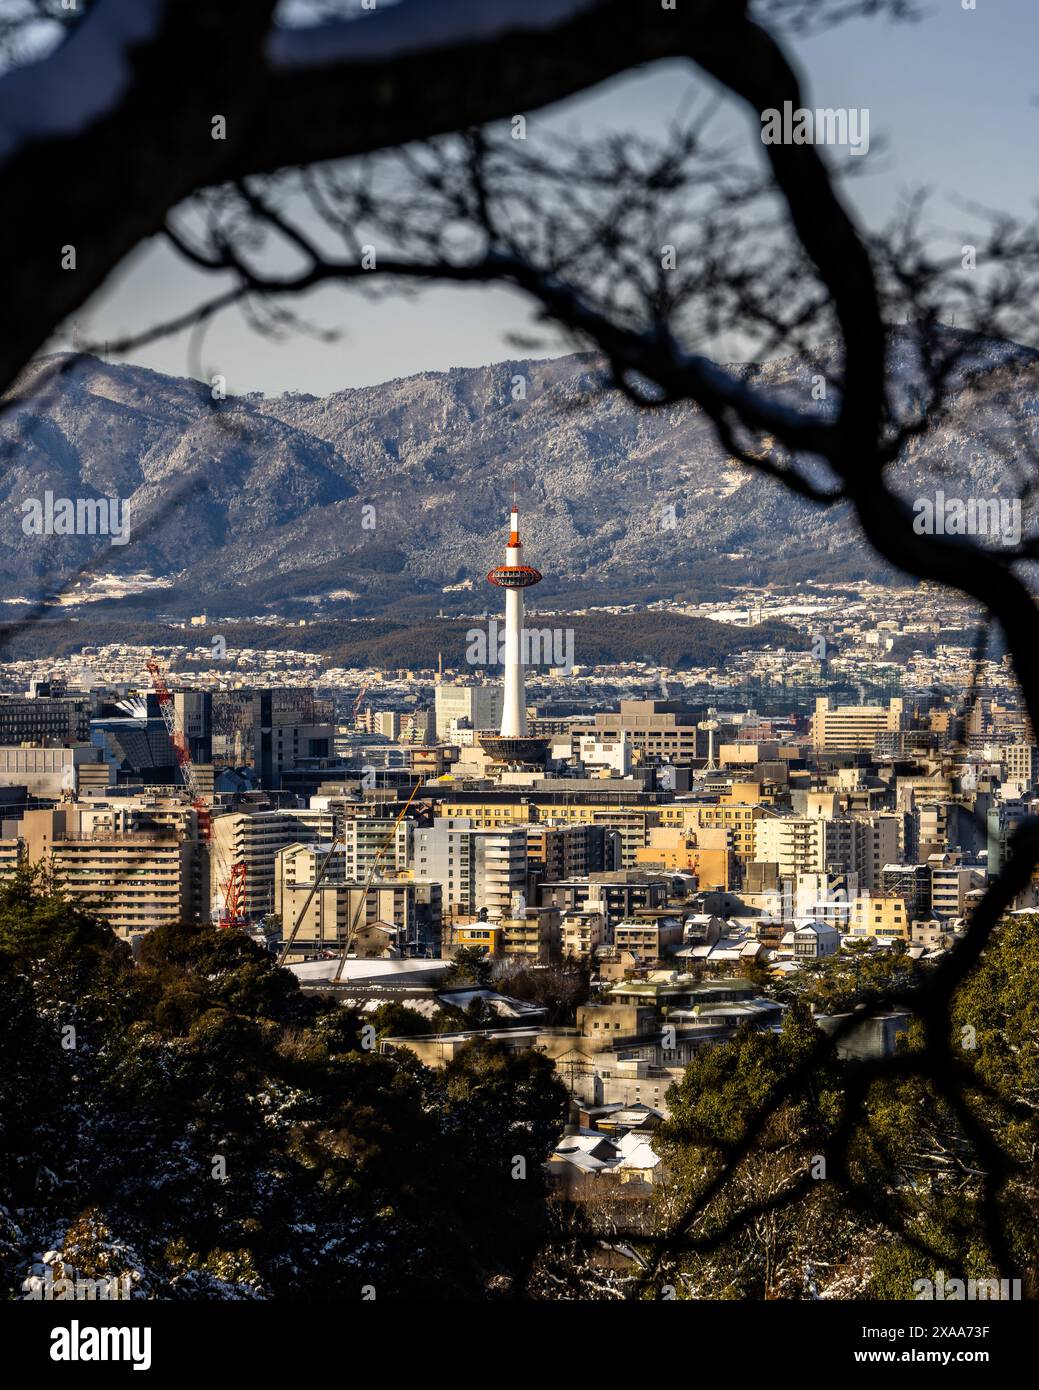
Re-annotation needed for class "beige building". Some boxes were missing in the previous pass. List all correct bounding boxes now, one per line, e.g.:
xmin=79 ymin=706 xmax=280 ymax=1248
xmin=209 ymin=809 xmax=320 ymax=920
xmin=275 ymin=842 xmax=436 ymax=951
xmin=19 ymin=806 xmax=199 ymax=934
xmin=635 ymin=825 xmax=735 ymax=889
xmin=754 ymin=805 xmax=897 ymax=890
xmin=593 ymin=700 xmax=700 ymax=762
xmin=561 ymin=908 xmax=606 ymax=960
xmin=1001 ymin=743 xmax=1038 ymax=787
xmin=0 ymin=836 xmax=24 ymax=879
xmin=810 ymin=696 xmax=905 ymax=753
xmin=500 ymin=905 xmax=561 ymax=963
xmin=612 ymin=915 xmax=683 ymax=962
xmin=931 ymin=864 xmax=984 ymax=921
xmin=0 ymin=744 xmax=102 ymax=797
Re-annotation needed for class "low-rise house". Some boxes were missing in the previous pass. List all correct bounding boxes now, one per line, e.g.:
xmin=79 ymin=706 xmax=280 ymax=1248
xmin=546 ymin=1121 xmax=664 ymax=1198
xmin=792 ymin=918 xmax=841 ymax=960
xmin=612 ymin=915 xmax=683 ymax=962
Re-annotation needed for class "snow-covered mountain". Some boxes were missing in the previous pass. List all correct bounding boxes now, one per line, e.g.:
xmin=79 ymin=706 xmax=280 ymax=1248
xmin=1 ymin=326 xmax=1035 ymax=615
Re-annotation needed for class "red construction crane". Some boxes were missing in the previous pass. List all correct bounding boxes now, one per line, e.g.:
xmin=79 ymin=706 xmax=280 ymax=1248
xmin=219 ymin=862 xmax=248 ymax=929
xmin=352 ymin=683 xmax=369 ymax=724
xmin=146 ymin=658 xmax=212 ymax=841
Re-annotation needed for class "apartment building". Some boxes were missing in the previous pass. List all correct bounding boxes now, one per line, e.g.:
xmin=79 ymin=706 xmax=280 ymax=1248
xmin=754 ymin=804 xmax=897 ymax=889
xmin=339 ymin=814 xmax=413 ymax=879
xmin=19 ymin=806 xmax=198 ymax=934
xmin=538 ymin=874 xmax=671 ymax=925
xmin=275 ymin=841 xmax=441 ymax=947
xmin=754 ymin=814 xmax=855 ymax=878
xmin=560 ymin=908 xmax=606 ymax=960
xmin=931 ymin=863 xmax=984 ymax=922
xmin=276 ymin=877 xmax=438 ymax=955
xmin=593 ymin=700 xmax=700 ymax=762
xmin=209 ymin=809 xmax=320 ymax=920
xmin=541 ymin=805 xmax=657 ymax=868
xmin=434 ymin=682 xmax=503 ymax=740
xmin=1001 ymin=743 xmax=1038 ymax=788
xmin=917 ymin=799 xmax=986 ymax=860
xmin=525 ymin=822 xmax=604 ymax=887
xmin=0 ymin=836 xmax=24 ymax=879
xmin=810 ymin=696 xmax=905 ymax=753
xmin=412 ymin=817 xmax=527 ymax=918
xmin=612 ymin=915 xmax=683 ymax=962
xmin=500 ymin=905 xmax=561 ymax=964
xmin=851 ymin=813 xmax=903 ymax=890
xmin=692 ymin=796 xmax=773 ymax=865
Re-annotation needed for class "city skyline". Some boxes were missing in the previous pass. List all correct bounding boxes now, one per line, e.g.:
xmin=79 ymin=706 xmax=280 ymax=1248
xmin=1 ymin=0 xmax=1037 ymax=1337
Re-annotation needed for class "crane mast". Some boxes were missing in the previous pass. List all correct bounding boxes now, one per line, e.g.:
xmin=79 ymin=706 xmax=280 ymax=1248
xmin=146 ymin=659 xmax=212 ymax=841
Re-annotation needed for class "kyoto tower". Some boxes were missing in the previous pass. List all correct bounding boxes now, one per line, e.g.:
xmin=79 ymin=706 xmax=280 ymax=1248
xmin=480 ymin=504 xmax=549 ymax=766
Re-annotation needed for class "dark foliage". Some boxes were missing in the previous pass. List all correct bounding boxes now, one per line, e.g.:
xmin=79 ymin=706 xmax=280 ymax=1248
xmin=0 ymin=872 xmax=566 ymax=1300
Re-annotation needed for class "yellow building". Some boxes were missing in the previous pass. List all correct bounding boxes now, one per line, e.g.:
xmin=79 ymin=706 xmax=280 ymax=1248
xmin=439 ymin=800 xmax=537 ymax=829
xmin=848 ymin=894 xmax=910 ymax=942
xmin=634 ymin=826 xmax=735 ymax=889
xmin=695 ymin=800 xmax=771 ymax=865
xmin=450 ymin=921 xmax=504 ymax=956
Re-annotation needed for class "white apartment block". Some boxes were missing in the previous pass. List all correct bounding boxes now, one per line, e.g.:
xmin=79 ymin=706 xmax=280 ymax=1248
xmin=340 ymin=815 xmax=413 ymax=879
xmin=209 ymin=810 xmax=320 ymax=920
xmin=755 ymin=804 xmax=898 ymax=891
xmin=412 ymin=816 xmax=527 ymax=918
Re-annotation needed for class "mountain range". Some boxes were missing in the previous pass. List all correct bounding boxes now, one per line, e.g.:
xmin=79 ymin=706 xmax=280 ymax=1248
xmin=1 ymin=327 xmax=1035 ymax=619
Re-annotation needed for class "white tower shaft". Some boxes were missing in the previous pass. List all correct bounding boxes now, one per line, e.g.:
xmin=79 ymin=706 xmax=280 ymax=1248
xmin=501 ymin=530 xmax=526 ymax=737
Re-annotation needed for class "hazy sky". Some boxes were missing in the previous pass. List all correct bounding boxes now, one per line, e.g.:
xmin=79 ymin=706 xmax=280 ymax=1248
xmin=70 ymin=0 xmax=1039 ymax=397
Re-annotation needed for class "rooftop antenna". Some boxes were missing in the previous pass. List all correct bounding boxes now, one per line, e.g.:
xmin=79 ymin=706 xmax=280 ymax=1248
xmin=698 ymin=719 xmax=720 ymax=773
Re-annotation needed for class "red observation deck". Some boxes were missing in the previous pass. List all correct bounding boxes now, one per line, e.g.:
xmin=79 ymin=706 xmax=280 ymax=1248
xmin=487 ymin=563 xmax=542 ymax=588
